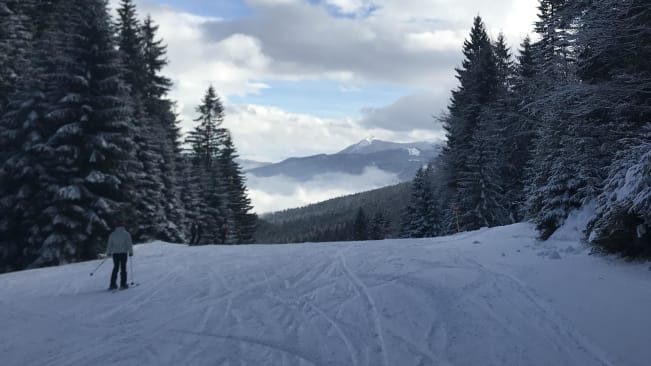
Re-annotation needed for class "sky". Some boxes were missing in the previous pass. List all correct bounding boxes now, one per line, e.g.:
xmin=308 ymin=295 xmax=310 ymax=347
xmin=112 ymin=0 xmax=540 ymax=163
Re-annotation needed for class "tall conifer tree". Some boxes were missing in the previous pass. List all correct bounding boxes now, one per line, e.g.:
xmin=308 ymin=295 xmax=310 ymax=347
xmin=186 ymin=86 xmax=228 ymax=244
xmin=1 ymin=0 xmax=138 ymax=269
xmin=115 ymin=0 xmax=167 ymax=242
xmin=218 ymin=132 xmax=257 ymax=244
xmin=440 ymin=16 xmax=504 ymax=231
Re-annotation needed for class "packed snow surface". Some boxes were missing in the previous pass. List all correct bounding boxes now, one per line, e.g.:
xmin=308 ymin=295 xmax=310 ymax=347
xmin=1 ymin=223 xmax=650 ymax=366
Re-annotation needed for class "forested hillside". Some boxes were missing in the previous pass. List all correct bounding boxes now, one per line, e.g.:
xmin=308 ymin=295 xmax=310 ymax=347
xmin=0 ymin=0 xmax=256 ymax=273
xmin=256 ymin=182 xmax=411 ymax=243
xmin=399 ymin=0 xmax=650 ymax=255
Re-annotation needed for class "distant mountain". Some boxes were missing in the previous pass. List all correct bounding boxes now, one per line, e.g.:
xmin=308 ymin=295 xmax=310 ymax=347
xmin=237 ymin=159 xmax=272 ymax=171
xmin=246 ymin=138 xmax=441 ymax=182
xmin=338 ymin=137 xmax=436 ymax=156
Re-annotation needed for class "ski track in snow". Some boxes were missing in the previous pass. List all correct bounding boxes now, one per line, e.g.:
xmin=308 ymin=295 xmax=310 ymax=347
xmin=1 ymin=223 xmax=650 ymax=365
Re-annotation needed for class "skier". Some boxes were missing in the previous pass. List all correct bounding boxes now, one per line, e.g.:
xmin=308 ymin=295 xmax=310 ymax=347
xmin=106 ymin=221 xmax=134 ymax=290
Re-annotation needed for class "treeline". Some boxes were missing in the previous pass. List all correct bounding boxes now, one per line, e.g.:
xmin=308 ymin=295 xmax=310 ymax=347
xmin=256 ymin=183 xmax=411 ymax=243
xmin=0 ymin=0 xmax=256 ymax=273
xmin=402 ymin=0 xmax=650 ymax=255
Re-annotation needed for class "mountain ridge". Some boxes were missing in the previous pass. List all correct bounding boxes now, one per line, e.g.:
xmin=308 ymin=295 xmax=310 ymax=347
xmin=246 ymin=138 xmax=441 ymax=182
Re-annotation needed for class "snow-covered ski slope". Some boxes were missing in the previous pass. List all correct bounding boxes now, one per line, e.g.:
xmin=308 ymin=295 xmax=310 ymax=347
xmin=1 ymin=224 xmax=650 ymax=366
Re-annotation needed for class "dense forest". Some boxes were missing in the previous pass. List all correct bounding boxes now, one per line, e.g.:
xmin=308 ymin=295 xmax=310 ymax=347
xmin=401 ymin=0 xmax=650 ymax=255
xmin=0 ymin=0 xmax=256 ymax=273
xmin=257 ymin=182 xmax=411 ymax=243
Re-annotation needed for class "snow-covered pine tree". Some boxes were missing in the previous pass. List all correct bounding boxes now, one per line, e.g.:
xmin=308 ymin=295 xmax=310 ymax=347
xmin=489 ymin=32 xmax=526 ymax=223
xmin=399 ymin=204 xmax=418 ymax=238
xmin=582 ymin=0 xmax=651 ymax=254
xmin=400 ymin=166 xmax=440 ymax=238
xmin=533 ymin=0 xmax=575 ymax=83
xmin=589 ymin=125 xmax=651 ymax=256
xmin=177 ymin=153 xmax=201 ymax=243
xmin=1 ymin=0 xmax=138 ymax=269
xmin=140 ymin=15 xmax=185 ymax=242
xmin=217 ymin=132 xmax=257 ymax=244
xmin=524 ymin=0 xmax=585 ymax=238
xmin=0 ymin=1 xmax=32 ymax=115
xmin=186 ymin=86 xmax=229 ymax=244
xmin=0 ymin=12 xmax=42 ymax=272
xmin=458 ymin=109 xmax=509 ymax=231
xmin=440 ymin=16 xmax=503 ymax=232
xmin=115 ymin=0 xmax=146 ymax=92
xmin=114 ymin=0 xmax=167 ymax=242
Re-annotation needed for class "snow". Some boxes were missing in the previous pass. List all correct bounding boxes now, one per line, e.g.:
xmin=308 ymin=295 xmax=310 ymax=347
xmin=406 ymin=147 xmax=421 ymax=156
xmin=1 ymin=223 xmax=650 ymax=366
xmin=549 ymin=200 xmax=596 ymax=242
xmin=57 ymin=185 xmax=81 ymax=200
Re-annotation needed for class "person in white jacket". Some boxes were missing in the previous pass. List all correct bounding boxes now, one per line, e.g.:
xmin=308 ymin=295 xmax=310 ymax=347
xmin=106 ymin=222 xmax=134 ymax=290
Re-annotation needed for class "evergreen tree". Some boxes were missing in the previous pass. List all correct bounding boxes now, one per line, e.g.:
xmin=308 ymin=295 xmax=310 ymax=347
xmin=115 ymin=0 xmax=167 ymax=242
xmin=440 ymin=16 xmax=502 ymax=232
xmin=186 ymin=86 xmax=228 ymax=244
xmin=493 ymin=32 xmax=514 ymax=92
xmin=0 ymin=43 xmax=43 ymax=271
xmin=218 ymin=132 xmax=257 ymax=244
xmin=1 ymin=0 xmax=138 ymax=269
xmin=458 ymin=114 xmax=509 ymax=230
xmin=0 ymin=1 xmax=32 ymax=115
xmin=493 ymin=35 xmax=538 ymax=222
xmin=524 ymin=0 xmax=586 ymax=237
xmin=583 ymin=0 xmax=651 ymax=253
xmin=589 ymin=125 xmax=651 ymax=256
xmin=140 ymin=16 xmax=185 ymax=242
xmin=353 ymin=207 xmax=368 ymax=241
xmin=115 ymin=0 xmax=146 ymax=92
xmin=400 ymin=166 xmax=440 ymax=238
xmin=369 ymin=212 xmax=390 ymax=240
xmin=533 ymin=0 xmax=575 ymax=82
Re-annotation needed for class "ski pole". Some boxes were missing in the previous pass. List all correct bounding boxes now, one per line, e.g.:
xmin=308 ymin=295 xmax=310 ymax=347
xmin=130 ymin=256 xmax=135 ymax=285
xmin=89 ymin=257 xmax=108 ymax=276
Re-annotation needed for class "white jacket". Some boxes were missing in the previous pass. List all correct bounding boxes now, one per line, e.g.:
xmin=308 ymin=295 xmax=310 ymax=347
xmin=106 ymin=227 xmax=133 ymax=255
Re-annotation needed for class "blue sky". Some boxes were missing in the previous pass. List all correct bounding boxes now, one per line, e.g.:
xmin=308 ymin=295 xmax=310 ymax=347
xmin=229 ymin=81 xmax=415 ymax=119
xmin=157 ymin=0 xmax=251 ymax=19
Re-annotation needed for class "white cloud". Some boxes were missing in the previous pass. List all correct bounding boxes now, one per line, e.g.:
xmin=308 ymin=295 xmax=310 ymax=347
xmin=405 ymin=30 xmax=467 ymax=52
xmin=108 ymin=0 xmax=540 ymax=212
xmin=225 ymin=103 xmax=368 ymax=162
xmin=359 ymin=91 xmax=450 ymax=133
xmin=115 ymin=0 xmax=539 ymax=163
xmin=246 ymin=166 xmax=401 ymax=213
xmin=224 ymin=102 xmax=443 ymax=162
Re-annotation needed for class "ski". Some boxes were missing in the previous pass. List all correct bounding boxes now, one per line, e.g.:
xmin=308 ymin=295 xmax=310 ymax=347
xmin=108 ymin=283 xmax=139 ymax=292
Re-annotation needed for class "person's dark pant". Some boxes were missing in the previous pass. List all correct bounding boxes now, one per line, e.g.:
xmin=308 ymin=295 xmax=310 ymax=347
xmin=110 ymin=253 xmax=128 ymax=288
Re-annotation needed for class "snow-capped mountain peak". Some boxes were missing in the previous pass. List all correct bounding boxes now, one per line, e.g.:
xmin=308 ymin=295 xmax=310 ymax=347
xmin=340 ymin=136 xmax=378 ymax=154
xmin=361 ymin=135 xmax=376 ymax=145
xmin=337 ymin=138 xmax=436 ymax=155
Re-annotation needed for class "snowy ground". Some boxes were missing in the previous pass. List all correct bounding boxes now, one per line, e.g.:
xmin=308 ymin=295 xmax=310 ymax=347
xmin=1 ymin=223 xmax=650 ymax=366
